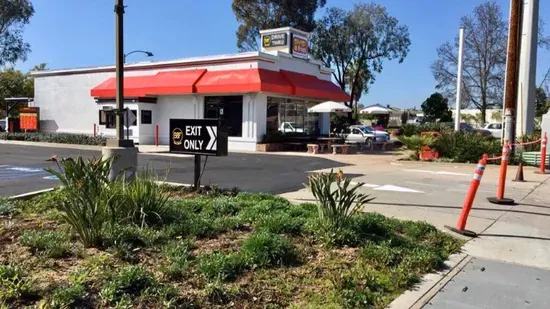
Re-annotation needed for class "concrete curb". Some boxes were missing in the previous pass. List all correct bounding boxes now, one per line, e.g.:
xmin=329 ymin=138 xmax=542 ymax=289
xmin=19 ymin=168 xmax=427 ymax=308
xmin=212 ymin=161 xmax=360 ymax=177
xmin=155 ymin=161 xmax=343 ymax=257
xmin=388 ymin=253 xmax=472 ymax=309
xmin=0 ymin=140 xmax=103 ymax=151
xmin=10 ymin=187 xmax=57 ymax=200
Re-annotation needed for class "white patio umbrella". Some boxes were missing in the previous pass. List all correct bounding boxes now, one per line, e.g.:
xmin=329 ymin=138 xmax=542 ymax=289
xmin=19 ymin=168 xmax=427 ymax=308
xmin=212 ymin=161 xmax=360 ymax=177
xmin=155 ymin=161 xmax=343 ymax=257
xmin=359 ymin=104 xmax=391 ymax=115
xmin=308 ymin=101 xmax=352 ymax=135
xmin=308 ymin=101 xmax=352 ymax=113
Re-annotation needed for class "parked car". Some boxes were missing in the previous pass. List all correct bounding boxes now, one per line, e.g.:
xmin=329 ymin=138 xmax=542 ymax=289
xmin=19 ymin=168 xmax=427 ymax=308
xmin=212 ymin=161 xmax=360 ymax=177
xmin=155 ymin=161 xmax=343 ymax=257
xmin=482 ymin=122 xmax=503 ymax=139
xmin=439 ymin=122 xmax=493 ymax=137
xmin=345 ymin=125 xmax=390 ymax=148
xmin=279 ymin=122 xmax=304 ymax=133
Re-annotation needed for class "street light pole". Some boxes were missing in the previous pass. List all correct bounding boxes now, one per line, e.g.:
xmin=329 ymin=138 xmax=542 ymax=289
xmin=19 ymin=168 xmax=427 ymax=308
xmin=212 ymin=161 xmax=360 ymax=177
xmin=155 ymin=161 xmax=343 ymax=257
xmin=103 ymin=0 xmax=137 ymax=181
xmin=115 ymin=0 xmax=125 ymax=144
xmin=455 ymin=27 xmax=465 ymax=132
xmin=124 ymin=50 xmax=154 ymax=63
xmin=107 ymin=0 xmax=133 ymax=148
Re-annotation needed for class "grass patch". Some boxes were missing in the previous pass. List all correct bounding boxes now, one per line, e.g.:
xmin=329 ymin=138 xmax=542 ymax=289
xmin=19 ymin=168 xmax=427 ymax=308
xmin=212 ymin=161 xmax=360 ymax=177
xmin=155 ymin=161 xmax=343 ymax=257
xmin=100 ymin=265 xmax=175 ymax=307
xmin=160 ymin=239 xmax=194 ymax=280
xmin=2 ymin=162 xmax=463 ymax=308
xmin=198 ymin=252 xmax=244 ymax=282
xmin=19 ymin=230 xmax=71 ymax=258
xmin=239 ymin=231 xmax=299 ymax=268
xmin=0 ymin=264 xmax=33 ymax=303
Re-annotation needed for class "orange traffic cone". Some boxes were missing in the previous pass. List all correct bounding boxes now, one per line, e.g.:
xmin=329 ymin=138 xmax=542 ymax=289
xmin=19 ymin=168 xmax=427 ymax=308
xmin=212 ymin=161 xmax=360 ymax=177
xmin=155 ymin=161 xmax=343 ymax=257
xmin=513 ymin=162 xmax=525 ymax=182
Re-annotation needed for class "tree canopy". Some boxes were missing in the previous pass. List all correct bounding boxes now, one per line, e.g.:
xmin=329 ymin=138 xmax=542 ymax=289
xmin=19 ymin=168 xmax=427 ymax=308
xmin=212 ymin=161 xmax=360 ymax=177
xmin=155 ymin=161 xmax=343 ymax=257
xmin=421 ymin=92 xmax=453 ymax=123
xmin=232 ymin=0 xmax=326 ymax=51
xmin=432 ymin=2 xmax=507 ymax=124
xmin=0 ymin=0 xmax=34 ymax=66
xmin=311 ymin=3 xmax=410 ymax=117
xmin=536 ymin=87 xmax=549 ymax=118
xmin=0 ymin=63 xmax=46 ymax=117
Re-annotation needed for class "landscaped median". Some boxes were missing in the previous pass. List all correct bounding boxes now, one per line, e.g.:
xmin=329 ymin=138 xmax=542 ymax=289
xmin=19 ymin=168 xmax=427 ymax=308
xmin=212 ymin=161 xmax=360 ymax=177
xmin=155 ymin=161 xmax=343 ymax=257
xmin=0 ymin=157 xmax=462 ymax=308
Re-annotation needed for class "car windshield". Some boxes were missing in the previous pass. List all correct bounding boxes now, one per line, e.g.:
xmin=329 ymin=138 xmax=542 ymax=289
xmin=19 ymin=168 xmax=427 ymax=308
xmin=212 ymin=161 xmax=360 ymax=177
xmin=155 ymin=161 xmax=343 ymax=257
xmin=285 ymin=122 xmax=303 ymax=129
xmin=360 ymin=126 xmax=374 ymax=133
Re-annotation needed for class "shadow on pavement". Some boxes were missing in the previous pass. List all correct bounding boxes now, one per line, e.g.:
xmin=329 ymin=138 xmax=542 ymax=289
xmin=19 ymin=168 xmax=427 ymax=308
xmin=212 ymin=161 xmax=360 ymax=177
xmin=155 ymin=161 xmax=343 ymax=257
xmin=141 ymin=153 xmax=352 ymax=194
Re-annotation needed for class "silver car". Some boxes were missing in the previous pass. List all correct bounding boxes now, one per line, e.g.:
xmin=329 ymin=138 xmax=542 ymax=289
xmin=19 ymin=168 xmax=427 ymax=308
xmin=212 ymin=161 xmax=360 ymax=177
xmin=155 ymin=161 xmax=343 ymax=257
xmin=346 ymin=125 xmax=389 ymax=148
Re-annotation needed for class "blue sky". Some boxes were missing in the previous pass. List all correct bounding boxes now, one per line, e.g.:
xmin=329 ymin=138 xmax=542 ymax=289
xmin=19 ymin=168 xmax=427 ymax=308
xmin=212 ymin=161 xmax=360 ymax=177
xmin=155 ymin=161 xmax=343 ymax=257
xmin=16 ymin=0 xmax=550 ymax=109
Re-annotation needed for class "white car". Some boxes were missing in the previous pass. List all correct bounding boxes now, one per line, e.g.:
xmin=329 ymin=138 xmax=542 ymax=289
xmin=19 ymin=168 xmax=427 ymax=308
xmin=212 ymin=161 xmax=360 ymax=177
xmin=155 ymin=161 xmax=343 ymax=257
xmin=345 ymin=125 xmax=389 ymax=148
xmin=483 ymin=123 xmax=502 ymax=139
xmin=279 ymin=122 xmax=304 ymax=133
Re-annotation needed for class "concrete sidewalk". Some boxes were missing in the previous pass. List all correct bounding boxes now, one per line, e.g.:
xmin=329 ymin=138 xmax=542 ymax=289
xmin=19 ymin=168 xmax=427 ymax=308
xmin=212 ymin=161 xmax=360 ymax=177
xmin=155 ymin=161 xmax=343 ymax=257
xmin=280 ymin=161 xmax=550 ymax=308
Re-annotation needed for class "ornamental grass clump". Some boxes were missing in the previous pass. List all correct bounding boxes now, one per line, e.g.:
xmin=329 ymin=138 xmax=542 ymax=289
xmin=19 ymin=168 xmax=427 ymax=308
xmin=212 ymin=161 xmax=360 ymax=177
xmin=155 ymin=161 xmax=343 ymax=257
xmin=46 ymin=156 xmax=122 ymax=248
xmin=306 ymin=170 xmax=375 ymax=246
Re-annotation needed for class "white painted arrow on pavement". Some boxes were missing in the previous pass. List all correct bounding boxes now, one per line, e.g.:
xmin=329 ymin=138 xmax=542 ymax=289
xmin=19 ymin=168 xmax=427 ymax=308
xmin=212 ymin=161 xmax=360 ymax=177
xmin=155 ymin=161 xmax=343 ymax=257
xmin=404 ymin=169 xmax=469 ymax=176
xmin=350 ymin=182 xmax=423 ymax=193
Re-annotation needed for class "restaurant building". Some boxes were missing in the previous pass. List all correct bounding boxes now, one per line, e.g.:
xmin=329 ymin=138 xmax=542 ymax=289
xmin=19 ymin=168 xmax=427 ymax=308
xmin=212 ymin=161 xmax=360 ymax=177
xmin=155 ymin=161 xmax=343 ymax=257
xmin=31 ymin=27 xmax=349 ymax=151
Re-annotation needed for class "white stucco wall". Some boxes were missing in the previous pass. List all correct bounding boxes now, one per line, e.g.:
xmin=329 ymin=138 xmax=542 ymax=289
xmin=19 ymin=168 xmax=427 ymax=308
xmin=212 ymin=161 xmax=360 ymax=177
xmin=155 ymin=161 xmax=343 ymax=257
xmin=32 ymin=51 xmax=334 ymax=152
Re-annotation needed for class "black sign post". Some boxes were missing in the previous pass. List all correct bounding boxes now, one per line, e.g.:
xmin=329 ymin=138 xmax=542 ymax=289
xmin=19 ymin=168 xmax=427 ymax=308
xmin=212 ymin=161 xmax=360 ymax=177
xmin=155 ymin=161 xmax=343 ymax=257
xmin=169 ymin=119 xmax=228 ymax=190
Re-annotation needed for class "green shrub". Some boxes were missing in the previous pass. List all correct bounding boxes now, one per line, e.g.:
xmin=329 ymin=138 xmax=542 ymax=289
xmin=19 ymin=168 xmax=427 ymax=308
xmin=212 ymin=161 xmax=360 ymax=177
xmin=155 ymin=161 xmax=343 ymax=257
xmin=100 ymin=265 xmax=171 ymax=306
xmin=516 ymin=134 xmax=541 ymax=152
xmin=0 ymin=265 xmax=33 ymax=303
xmin=0 ymin=132 xmax=108 ymax=145
xmin=46 ymin=156 xmax=123 ymax=247
xmin=160 ymin=240 xmax=194 ymax=280
xmin=198 ymin=252 xmax=244 ymax=282
xmin=42 ymin=283 xmax=87 ymax=308
xmin=0 ymin=199 xmax=16 ymax=216
xmin=434 ymin=131 xmax=501 ymax=163
xmin=121 ymin=170 xmax=170 ymax=227
xmin=400 ymin=123 xmax=449 ymax=137
xmin=19 ymin=230 xmax=71 ymax=258
xmin=239 ymin=231 xmax=299 ymax=268
xmin=306 ymin=170 xmax=374 ymax=246
xmin=398 ymin=135 xmax=437 ymax=160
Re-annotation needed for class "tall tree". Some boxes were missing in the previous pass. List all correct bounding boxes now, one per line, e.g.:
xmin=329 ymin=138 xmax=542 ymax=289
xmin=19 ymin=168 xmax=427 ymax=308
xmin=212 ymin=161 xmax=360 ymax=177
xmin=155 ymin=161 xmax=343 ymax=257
xmin=311 ymin=4 xmax=410 ymax=119
xmin=0 ymin=63 xmax=46 ymax=117
xmin=232 ymin=0 xmax=326 ymax=51
xmin=421 ymin=92 xmax=452 ymax=122
xmin=432 ymin=2 xmax=507 ymax=124
xmin=536 ymin=87 xmax=549 ymax=117
xmin=0 ymin=0 xmax=34 ymax=66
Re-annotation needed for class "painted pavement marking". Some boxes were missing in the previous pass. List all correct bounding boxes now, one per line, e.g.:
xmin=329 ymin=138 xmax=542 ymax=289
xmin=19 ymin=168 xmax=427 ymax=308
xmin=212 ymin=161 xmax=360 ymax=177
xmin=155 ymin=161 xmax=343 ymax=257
xmin=350 ymin=182 xmax=424 ymax=193
xmin=404 ymin=169 xmax=469 ymax=176
xmin=0 ymin=165 xmax=53 ymax=181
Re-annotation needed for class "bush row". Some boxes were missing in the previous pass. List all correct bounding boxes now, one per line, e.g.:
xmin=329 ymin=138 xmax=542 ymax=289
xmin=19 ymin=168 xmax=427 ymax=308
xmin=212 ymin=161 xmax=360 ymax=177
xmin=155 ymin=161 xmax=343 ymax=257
xmin=0 ymin=132 xmax=108 ymax=146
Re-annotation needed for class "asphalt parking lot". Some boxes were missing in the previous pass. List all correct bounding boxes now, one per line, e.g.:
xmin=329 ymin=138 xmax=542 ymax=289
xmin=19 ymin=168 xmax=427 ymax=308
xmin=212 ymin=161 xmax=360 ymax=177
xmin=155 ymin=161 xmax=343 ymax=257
xmin=0 ymin=144 xmax=347 ymax=197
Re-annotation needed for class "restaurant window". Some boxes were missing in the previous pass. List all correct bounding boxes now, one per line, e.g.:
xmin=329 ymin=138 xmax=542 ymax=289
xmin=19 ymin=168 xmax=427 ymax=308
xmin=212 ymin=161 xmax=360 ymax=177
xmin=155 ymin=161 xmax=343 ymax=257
xmin=266 ymin=97 xmax=320 ymax=136
xmin=98 ymin=110 xmax=116 ymax=129
xmin=204 ymin=96 xmax=243 ymax=137
xmin=141 ymin=110 xmax=152 ymax=124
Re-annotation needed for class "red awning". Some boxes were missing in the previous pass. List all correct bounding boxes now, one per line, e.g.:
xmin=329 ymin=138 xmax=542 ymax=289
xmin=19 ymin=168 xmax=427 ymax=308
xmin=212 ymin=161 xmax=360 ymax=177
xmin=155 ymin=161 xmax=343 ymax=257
xmin=194 ymin=69 xmax=293 ymax=94
xmin=280 ymin=70 xmax=350 ymax=102
xmin=90 ymin=68 xmax=349 ymax=102
xmin=90 ymin=69 xmax=206 ymax=97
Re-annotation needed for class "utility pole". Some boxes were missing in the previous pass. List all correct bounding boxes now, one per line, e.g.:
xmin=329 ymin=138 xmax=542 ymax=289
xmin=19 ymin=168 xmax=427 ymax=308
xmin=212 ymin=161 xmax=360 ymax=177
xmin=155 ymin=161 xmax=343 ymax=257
xmin=516 ymin=0 xmax=539 ymax=137
xmin=503 ymin=0 xmax=522 ymax=146
xmin=455 ymin=27 xmax=465 ymax=132
xmin=103 ymin=0 xmax=138 ymax=181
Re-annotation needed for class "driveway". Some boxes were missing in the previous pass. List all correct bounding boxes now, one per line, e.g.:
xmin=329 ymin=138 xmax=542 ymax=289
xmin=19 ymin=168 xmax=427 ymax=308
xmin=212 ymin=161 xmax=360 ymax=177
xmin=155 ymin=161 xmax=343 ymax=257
xmin=0 ymin=144 xmax=347 ymax=197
